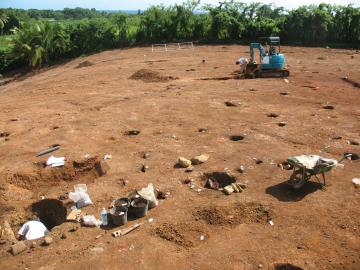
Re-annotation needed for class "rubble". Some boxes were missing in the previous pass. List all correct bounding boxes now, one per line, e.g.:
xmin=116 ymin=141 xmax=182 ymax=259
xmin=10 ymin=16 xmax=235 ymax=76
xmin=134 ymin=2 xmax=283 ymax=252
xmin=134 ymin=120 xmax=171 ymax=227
xmin=191 ymin=154 xmax=209 ymax=165
xmin=178 ymin=157 xmax=192 ymax=168
xmin=11 ymin=241 xmax=27 ymax=255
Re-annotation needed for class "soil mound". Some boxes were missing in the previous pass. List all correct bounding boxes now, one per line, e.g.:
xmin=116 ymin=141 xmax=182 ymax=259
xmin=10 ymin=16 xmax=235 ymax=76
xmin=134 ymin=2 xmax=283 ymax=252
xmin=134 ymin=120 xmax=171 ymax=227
xmin=130 ymin=69 xmax=177 ymax=83
xmin=1 ymin=156 xmax=102 ymax=191
xmin=194 ymin=202 xmax=272 ymax=226
xmin=155 ymin=222 xmax=208 ymax=248
xmin=76 ymin=61 xmax=95 ymax=68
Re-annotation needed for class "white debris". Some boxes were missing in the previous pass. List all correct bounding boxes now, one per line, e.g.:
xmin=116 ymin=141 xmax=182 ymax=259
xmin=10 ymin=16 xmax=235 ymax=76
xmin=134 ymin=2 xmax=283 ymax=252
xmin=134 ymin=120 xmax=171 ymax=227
xmin=148 ymin=218 xmax=154 ymax=223
xmin=18 ymin=221 xmax=49 ymax=240
xmin=46 ymin=156 xmax=65 ymax=167
xmin=103 ymin=154 xmax=112 ymax=160
xmin=200 ymin=235 xmax=205 ymax=241
xmin=352 ymin=178 xmax=360 ymax=188
xmin=269 ymin=220 xmax=274 ymax=226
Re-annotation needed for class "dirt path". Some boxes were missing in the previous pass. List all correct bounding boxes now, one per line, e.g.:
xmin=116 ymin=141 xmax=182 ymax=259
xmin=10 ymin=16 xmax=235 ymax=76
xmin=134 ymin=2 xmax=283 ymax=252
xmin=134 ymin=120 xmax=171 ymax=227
xmin=0 ymin=45 xmax=359 ymax=270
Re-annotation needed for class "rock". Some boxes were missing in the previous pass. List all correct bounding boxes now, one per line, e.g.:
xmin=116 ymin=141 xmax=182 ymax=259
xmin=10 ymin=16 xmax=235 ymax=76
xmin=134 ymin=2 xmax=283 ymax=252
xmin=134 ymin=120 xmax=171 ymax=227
xmin=125 ymin=130 xmax=140 ymax=136
xmin=224 ymin=185 xmax=234 ymax=195
xmin=43 ymin=236 xmax=53 ymax=246
xmin=141 ymin=164 xmax=149 ymax=172
xmin=352 ymin=178 xmax=360 ymax=188
xmin=61 ymin=233 xmax=67 ymax=239
xmin=238 ymin=166 xmax=245 ymax=173
xmin=0 ymin=239 xmax=6 ymax=245
xmin=191 ymin=154 xmax=209 ymax=165
xmin=237 ymin=183 xmax=247 ymax=189
xmin=2 ymin=221 xmax=17 ymax=242
xmin=143 ymin=153 xmax=151 ymax=159
xmin=231 ymin=183 xmax=240 ymax=193
xmin=178 ymin=157 xmax=192 ymax=168
xmin=95 ymin=161 xmax=110 ymax=177
xmin=185 ymin=165 xmax=194 ymax=172
xmin=69 ymin=226 xmax=78 ymax=232
xmin=11 ymin=241 xmax=27 ymax=255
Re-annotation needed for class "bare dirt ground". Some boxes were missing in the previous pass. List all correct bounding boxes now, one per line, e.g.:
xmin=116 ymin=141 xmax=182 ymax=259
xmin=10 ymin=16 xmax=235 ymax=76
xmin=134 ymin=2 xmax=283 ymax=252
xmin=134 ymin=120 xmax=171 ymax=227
xmin=0 ymin=45 xmax=359 ymax=270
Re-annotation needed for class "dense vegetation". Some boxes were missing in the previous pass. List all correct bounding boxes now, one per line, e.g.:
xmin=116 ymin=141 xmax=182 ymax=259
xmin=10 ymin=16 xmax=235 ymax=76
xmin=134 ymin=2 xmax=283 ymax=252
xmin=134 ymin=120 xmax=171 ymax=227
xmin=0 ymin=1 xmax=359 ymax=73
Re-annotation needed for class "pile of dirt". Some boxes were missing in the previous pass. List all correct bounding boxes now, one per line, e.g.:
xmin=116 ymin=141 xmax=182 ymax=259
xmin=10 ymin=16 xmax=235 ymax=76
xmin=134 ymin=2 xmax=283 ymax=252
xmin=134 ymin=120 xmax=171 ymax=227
xmin=154 ymin=222 xmax=208 ymax=248
xmin=194 ymin=202 xmax=272 ymax=226
xmin=76 ymin=61 xmax=95 ymax=68
xmin=129 ymin=69 xmax=177 ymax=83
xmin=1 ymin=156 xmax=103 ymax=191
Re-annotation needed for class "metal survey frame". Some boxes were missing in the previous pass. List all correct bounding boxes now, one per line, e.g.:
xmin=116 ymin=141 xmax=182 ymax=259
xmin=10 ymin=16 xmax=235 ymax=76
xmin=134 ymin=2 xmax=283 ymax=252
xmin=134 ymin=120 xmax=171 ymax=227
xmin=152 ymin=42 xmax=194 ymax=52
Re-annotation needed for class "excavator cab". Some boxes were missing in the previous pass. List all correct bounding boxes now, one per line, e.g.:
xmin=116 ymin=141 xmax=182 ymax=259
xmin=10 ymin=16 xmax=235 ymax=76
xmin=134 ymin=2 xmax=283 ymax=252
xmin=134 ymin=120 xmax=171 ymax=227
xmin=245 ymin=37 xmax=289 ymax=78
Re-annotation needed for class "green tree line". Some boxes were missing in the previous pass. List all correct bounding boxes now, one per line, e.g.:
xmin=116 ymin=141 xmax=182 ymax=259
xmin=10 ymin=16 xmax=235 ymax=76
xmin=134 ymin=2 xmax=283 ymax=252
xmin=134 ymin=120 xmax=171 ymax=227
xmin=0 ymin=1 xmax=359 ymax=73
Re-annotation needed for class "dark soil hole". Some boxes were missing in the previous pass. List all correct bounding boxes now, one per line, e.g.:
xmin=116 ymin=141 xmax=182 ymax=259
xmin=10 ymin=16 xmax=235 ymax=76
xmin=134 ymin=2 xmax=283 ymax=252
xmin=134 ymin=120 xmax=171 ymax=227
xmin=0 ymin=131 xmax=10 ymax=137
xmin=198 ymin=128 xmax=208 ymax=133
xmin=203 ymin=172 xmax=237 ymax=188
xmin=322 ymin=105 xmax=334 ymax=110
xmin=332 ymin=136 xmax=342 ymax=140
xmin=267 ymin=113 xmax=279 ymax=118
xmin=274 ymin=263 xmax=304 ymax=270
xmin=225 ymin=100 xmax=238 ymax=107
xmin=280 ymin=92 xmax=289 ymax=95
xmin=124 ymin=130 xmax=140 ymax=136
xmin=344 ymin=152 xmax=359 ymax=160
xmin=278 ymin=122 xmax=287 ymax=127
xmin=31 ymin=199 xmax=67 ymax=230
xmin=230 ymin=135 xmax=245 ymax=141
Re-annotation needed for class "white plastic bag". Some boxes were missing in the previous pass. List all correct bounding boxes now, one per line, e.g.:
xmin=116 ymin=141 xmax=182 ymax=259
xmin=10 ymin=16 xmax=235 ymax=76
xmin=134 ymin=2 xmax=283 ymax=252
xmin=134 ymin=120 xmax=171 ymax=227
xmin=137 ymin=183 xmax=158 ymax=209
xmin=82 ymin=215 xmax=101 ymax=227
xmin=69 ymin=184 xmax=93 ymax=208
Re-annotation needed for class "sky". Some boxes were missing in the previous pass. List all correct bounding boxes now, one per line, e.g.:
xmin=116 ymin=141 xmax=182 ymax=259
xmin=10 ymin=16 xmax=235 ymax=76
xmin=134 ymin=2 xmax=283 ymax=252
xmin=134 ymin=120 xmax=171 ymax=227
xmin=0 ymin=0 xmax=358 ymax=10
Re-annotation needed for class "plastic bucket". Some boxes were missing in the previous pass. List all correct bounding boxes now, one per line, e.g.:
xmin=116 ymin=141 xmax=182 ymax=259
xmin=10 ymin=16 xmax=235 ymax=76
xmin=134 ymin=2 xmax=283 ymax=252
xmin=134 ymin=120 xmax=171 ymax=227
xmin=110 ymin=206 xmax=128 ymax=226
xmin=113 ymin=198 xmax=130 ymax=209
xmin=129 ymin=198 xmax=149 ymax=218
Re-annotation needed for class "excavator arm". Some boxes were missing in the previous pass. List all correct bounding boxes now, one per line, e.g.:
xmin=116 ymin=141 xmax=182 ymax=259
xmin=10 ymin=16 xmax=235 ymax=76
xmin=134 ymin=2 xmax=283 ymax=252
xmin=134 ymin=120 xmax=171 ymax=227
xmin=249 ymin=43 xmax=266 ymax=64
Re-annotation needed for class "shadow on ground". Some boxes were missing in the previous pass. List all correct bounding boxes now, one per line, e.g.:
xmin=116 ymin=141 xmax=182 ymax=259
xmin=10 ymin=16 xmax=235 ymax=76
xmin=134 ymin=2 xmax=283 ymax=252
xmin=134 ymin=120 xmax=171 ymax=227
xmin=266 ymin=180 xmax=322 ymax=202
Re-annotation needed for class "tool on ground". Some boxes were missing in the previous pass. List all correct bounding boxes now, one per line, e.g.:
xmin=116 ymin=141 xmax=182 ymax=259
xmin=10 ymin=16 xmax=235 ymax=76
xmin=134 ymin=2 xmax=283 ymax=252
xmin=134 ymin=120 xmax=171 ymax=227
xmin=236 ymin=37 xmax=290 ymax=78
xmin=36 ymin=145 xmax=60 ymax=157
xmin=286 ymin=154 xmax=352 ymax=189
xmin=112 ymin=223 xmax=142 ymax=238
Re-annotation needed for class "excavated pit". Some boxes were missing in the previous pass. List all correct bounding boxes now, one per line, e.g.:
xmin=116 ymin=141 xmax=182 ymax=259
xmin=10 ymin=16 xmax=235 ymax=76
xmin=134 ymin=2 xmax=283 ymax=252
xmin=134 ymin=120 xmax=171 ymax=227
xmin=31 ymin=199 xmax=67 ymax=230
xmin=1 ymin=156 xmax=103 ymax=191
xmin=202 ymin=172 xmax=237 ymax=188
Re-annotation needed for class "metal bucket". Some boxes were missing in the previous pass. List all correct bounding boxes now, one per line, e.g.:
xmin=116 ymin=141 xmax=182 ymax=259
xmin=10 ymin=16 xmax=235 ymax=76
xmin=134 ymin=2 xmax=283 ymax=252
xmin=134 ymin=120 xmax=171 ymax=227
xmin=128 ymin=198 xmax=149 ymax=218
xmin=110 ymin=206 xmax=128 ymax=226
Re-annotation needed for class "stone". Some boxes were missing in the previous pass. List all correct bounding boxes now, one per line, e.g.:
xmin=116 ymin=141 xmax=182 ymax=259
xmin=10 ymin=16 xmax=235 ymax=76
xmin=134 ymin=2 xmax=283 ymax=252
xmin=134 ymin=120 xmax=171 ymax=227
xmin=224 ymin=185 xmax=234 ymax=195
xmin=43 ymin=236 xmax=53 ymax=246
xmin=237 ymin=183 xmax=247 ymax=189
xmin=178 ymin=157 xmax=192 ymax=168
xmin=231 ymin=183 xmax=240 ymax=193
xmin=11 ymin=241 xmax=27 ymax=255
xmin=191 ymin=154 xmax=209 ymax=165
xmin=143 ymin=153 xmax=151 ymax=159
xmin=95 ymin=161 xmax=110 ymax=177
xmin=61 ymin=233 xmax=67 ymax=239
xmin=141 ymin=164 xmax=149 ymax=172
xmin=69 ymin=226 xmax=78 ymax=232
xmin=0 ymin=239 xmax=6 ymax=245
xmin=2 ymin=221 xmax=16 ymax=242
xmin=185 ymin=166 xmax=194 ymax=172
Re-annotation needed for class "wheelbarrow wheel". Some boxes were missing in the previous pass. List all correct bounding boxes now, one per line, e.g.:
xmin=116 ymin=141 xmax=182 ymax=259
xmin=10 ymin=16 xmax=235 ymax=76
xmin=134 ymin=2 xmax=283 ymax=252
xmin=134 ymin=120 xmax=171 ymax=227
xmin=288 ymin=169 xmax=308 ymax=189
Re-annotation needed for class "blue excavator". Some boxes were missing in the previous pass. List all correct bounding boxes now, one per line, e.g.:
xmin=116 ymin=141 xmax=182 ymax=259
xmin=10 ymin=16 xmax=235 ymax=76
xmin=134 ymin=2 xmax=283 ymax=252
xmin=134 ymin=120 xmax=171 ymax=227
xmin=237 ymin=37 xmax=290 ymax=78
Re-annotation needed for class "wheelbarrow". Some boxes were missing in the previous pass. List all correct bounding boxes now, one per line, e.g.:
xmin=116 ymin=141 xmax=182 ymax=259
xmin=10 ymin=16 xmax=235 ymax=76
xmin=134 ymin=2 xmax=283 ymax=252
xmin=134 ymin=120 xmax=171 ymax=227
xmin=286 ymin=154 xmax=351 ymax=189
